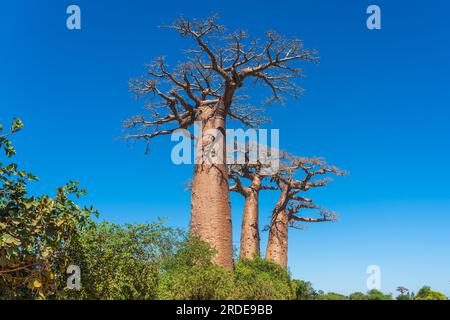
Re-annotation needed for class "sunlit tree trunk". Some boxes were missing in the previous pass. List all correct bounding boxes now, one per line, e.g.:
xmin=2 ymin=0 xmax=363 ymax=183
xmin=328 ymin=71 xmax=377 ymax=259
xmin=190 ymin=102 xmax=233 ymax=270
xmin=239 ymin=181 xmax=261 ymax=260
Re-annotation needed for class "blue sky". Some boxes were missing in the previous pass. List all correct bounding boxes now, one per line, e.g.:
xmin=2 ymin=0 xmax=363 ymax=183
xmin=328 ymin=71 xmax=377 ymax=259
xmin=1 ymin=0 xmax=450 ymax=296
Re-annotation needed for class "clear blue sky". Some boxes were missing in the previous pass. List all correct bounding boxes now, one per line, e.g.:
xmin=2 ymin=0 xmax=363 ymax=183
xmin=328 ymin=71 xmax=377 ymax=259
xmin=2 ymin=0 xmax=450 ymax=296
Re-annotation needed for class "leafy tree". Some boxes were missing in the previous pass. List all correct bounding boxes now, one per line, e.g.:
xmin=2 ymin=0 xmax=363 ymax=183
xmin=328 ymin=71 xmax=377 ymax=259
xmin=366 ymin=289 xmax=393 ymax=300
xmin=291 ymin=280 xmax=317 ymax=300
xmin=396 ymin=286 xmax=408 ymax=295
xmin=0 ymin=119 xmax=96 ymax=299
xmin=414 ymin=286 xmax=447 ymax=300
xmin=395 ymin=286 xmax=411 ymax=300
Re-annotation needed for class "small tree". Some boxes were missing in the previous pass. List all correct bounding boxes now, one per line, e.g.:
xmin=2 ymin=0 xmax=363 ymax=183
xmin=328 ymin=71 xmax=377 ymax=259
xmin=414 ymin=286 xmax=447 ymax=300
xmin=0 ymin=119 xmax=97 ymax=299
xmin=124 ymin=15 xmax=318 ymax=269
xmin=291 ymin=279 xmax=318 ymax=300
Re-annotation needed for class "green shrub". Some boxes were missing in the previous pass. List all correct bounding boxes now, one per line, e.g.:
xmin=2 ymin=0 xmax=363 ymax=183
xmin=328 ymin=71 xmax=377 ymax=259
xmin=366 ymin=289 xmax=392 ymax=300
xmin=233 ymin=258 xmax=293 ymax=300
xmin=158 ymin=236 xmax=235 ymax=300
xmin=64 ymin=220 xmax=180 ymax=300
xmin=315 ymin=292 xmax=347 ymax=300
xmin=291 ymin=280 xmax=317 ymax=300
xmin=349 ymin=292 xmax=368 ymax=300
xmin=414 ymin=286 xmax=447 ymax=300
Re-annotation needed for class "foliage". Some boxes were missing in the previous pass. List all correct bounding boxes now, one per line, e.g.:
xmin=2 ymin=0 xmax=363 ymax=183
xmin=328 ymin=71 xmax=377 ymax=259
xmin=414 ymin=286 xmax=447 ymax=300
xmin=158 ymin=236 xmax=235 ymax=300
xmin=65 ymin=220 xmax=181 ymax=300
xmin=2 ymin=120 xmax=447 ymax=301
xmin=233 ymin=258 xmax=293 ymax=300
xmin=395 ymin=286 xmax=412 ymax=300
xmin=291 ymin=280 xmax=317 ymax=300
xmin=315 ymin=292 xmax=347 ymax=300
xmin=348 ymin=292 xmax=368 ymax=300
xmin=366 ymin=289 xmax=393 ymax=300
xmin=65 ymin=227 xmax=295 ymax=300
xmin=0 ymin=119 xmax=97 ymax=299
xmin=396 ymin=294 xmax=413 ymax=300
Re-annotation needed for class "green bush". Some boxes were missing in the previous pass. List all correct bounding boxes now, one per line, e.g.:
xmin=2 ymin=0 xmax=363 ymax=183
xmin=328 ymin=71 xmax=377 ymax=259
xmin=65 ymin=220 xmax=181 ymax=300
xmin=0 ymin=119 xmax=96 ymax=300
xmin=414 ymin=286 xmax=447 ymax=300
xmin=3 ymin=119 xmax=448 ymax=301
xmin=291 ymin=280 xmax=317 ymax=300
xmin=366 ymin=289 xmax=393 ymax=300
xmin=396 ymin=294 xmax=412 ymax=300
xmin=315 ymin=292 xmax=347 ymax=300
xmin=349 ymin=292 xmax=368 ymax=300
xmin=158 ymin=236 xmax=235 ymax=300
xmin=233 ymin=258 xmax=293 ymax=300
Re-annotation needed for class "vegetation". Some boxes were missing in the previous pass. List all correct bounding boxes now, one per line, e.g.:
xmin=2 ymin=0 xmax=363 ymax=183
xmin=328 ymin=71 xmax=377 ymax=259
xmin=59 ymin=220 xmax=449 ymax=301
xmin=65 ymin=223 xmax=295 ymax=300
xmin=414 ymin=286 xmax=448 ymax=300
xmin=65 ymin=221 xmax=180 ymax=300
xmin=0 ymin=119 xmax=97 ymax=299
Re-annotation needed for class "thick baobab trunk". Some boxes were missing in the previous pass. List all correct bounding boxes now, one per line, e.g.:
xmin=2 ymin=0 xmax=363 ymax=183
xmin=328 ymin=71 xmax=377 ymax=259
xmin=190 ymin=104 xmax=233 ymax=270
xmin=240 ymin=189 xmax=260 ymax=260
xmin=265 ymin=209 xmax=289 ymax=269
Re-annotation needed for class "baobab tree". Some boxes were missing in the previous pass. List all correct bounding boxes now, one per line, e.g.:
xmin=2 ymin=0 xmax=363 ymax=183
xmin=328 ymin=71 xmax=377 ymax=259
xmin=229 ymin=143 xmax=277 ymax=260
xmin=265 ymin=153 xmax=346 ymax=268
xmin=124 ymin=15 xmax=318 ymax=269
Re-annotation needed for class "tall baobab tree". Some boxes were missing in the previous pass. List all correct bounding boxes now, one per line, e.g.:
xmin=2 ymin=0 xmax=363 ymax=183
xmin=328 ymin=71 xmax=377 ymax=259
xmin=265 ymin=153 xmax=346 ymax=268
xmin=124 ymin=15 xmax=318 ymax=269
xmin=396 ymin=286 xmax=409 ymax=296
xmin=229 ymin=143 xmax=277 ymax=260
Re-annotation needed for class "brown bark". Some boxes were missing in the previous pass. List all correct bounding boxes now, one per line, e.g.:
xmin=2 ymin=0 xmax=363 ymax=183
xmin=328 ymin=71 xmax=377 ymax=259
xmin=265 ymin=184 xmax=289 ymax=268
xmin=265 ymin=208 xmax=289 ymax=269
xmin=239 ymin=177 xmax=261 ymax=260
xmin=190 ymin=103 xmax=233 ymax=270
